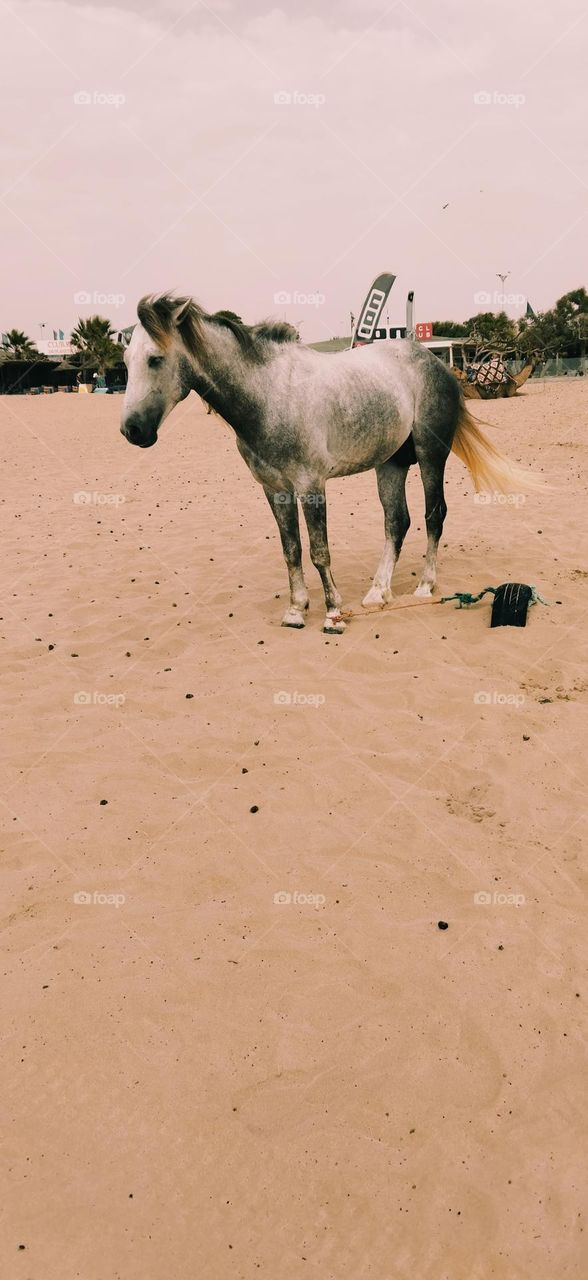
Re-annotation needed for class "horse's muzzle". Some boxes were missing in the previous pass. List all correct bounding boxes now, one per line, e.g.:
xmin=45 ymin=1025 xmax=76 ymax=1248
xmin=120 ymin=414 xmax=158 ymax=448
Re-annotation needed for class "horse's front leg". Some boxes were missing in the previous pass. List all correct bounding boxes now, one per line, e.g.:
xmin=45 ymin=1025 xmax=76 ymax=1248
xmin=300 ymin=490 xmax=346 ymax=634
xmin=264 ymin=488 xmax=309 ymax=628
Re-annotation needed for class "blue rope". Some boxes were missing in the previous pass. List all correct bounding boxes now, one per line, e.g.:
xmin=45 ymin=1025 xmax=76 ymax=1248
xmin=440 ymin=587 xmax=497 ymax=608
xmin=440 ymin=585 xmax=550 ymax=609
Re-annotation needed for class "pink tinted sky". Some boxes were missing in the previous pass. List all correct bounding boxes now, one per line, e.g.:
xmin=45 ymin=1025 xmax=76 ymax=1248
xmin=1 ymin=0 xmax=586 ymax=342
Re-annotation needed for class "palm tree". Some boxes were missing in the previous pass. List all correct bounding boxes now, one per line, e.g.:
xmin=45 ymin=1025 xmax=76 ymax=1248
xmin=70 ymin=315 xmax=122 ymax=375
xmin=2 ymin=329 xmax=38 ymax=359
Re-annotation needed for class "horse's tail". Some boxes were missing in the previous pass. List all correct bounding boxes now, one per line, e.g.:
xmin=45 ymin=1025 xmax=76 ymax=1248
xmin=451 ymin=401 xmax=543 ymax=494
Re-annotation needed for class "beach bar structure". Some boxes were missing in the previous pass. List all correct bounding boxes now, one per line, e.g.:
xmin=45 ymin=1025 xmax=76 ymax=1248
xmin=0 ymin=354 xmax=127 ymax=394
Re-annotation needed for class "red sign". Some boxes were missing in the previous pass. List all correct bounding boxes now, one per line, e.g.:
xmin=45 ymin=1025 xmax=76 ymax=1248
xmin=415 ymin=322 xmax=433 ymax=341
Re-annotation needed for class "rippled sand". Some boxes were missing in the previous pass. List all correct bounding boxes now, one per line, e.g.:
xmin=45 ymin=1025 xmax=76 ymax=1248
xmin=1 ymin=380 xmax=587 ymax=1278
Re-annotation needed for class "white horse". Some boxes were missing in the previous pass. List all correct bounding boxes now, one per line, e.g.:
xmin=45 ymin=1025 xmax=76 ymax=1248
xmin=121 ymin=295 xmax=534 ymax=633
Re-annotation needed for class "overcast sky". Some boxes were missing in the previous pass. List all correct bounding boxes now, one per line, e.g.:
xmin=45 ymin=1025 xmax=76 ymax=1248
xmin=1 ymin=0 xmax=586 ymax=341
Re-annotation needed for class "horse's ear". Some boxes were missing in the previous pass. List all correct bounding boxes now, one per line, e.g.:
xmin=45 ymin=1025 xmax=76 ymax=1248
xmin=171 ymin=298 xmax=192 ymax=327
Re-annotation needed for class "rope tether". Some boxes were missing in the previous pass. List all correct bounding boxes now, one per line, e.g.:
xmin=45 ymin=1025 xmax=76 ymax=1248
xmin=340 ymin=584 xmax=549 ymax=623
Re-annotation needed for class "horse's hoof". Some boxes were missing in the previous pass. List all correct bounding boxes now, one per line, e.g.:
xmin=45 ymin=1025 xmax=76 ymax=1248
xmin=362 ymin=586 xmax=391 ymax=608
xmin=414 ymin=582 xmax=433 ymax=598
xmin=323 ymin=613 xmax=346 ymax=635
xmin=281 ymin=607 xmax=306 ymax=628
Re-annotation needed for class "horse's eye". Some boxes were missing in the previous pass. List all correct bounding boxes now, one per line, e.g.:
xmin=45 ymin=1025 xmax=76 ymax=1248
xmin=148 ymin=355 xmax=164 ymax=369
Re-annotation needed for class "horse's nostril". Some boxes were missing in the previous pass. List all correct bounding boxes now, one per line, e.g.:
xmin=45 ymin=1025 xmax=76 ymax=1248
xmin=121 ymin=419 xmax=140 ymax=443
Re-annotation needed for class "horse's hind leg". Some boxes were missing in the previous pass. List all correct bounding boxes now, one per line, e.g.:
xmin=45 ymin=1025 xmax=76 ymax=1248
xmin=362 ymin=458 xmax=410 ymax=607
xmin=264 ymin=487 xmax=309 ymax=627
xmin=300 ymin=490 xmax=346 ymax=633
xmin=411 ymin=362 xmax=458 ymax=596
xmin=414 ymin=453 xmax=448 ymax=597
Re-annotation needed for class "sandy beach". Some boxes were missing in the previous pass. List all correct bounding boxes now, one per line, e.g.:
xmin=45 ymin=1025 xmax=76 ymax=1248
xmin=1 ymin=378 xmax=587 ymax=1278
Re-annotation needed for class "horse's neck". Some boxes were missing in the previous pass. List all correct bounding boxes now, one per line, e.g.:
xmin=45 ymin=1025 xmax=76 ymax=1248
xmin=190 ymin=325 xmax=267 ymax=445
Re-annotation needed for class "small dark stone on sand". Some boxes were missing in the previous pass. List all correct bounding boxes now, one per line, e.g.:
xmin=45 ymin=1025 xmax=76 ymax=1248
xmin=498 ymin=944 xmax=504 ymax=950
xmin=18 ymin=1244 xmax=25 ymax=1250
xmin=250 ymin=805 xmax=259 ymax=813
xmin=100 ymin=799 xmax=108 ymax=806
xmin=185 ymin=693 xmax=194 ymax=699
xmin=48 ymin=644 xmax=55 ymax=650
xmin=438 ymin=921 xmax=449 ymax=930
xmin=242 ymin=768 xmax=248 ymax=773
xmin=523 ymin=734 xmax=530 ymax=741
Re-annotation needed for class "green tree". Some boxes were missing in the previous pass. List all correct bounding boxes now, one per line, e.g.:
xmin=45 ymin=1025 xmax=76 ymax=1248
xmin=517 ymin=289 xmax=588 ymax=358
xmin=463 ymin=311 xmax=518 ymax=350
xmin=1 ymin=328 xmax=39 ymax=359
xmin=70 ymin=316 xmax=122 ymax=374
xmin=431 ymin=321 xmax=469 ymax=338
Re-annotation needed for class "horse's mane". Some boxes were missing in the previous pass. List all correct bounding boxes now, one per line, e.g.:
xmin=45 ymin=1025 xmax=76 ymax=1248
xmin=137 ymin=294 xmax=299 ymax=363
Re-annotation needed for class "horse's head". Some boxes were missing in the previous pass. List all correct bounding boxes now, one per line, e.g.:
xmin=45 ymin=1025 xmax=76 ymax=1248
xmin=120 ymin=296 xmax=195 ymax=448
xmin=121 ymin=293 xmax=301 ymax=447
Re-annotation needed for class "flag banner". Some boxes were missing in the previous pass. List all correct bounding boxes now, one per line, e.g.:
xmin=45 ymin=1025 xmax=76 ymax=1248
xmin=525 ymin=301 xmax=537 ymax=319
xmin=351 ymin=272 xmax=396 ymax=347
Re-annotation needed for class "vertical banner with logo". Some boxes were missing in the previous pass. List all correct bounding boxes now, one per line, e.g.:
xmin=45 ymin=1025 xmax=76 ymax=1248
xmin=351 ymin=272 xmax=396 ymax=348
